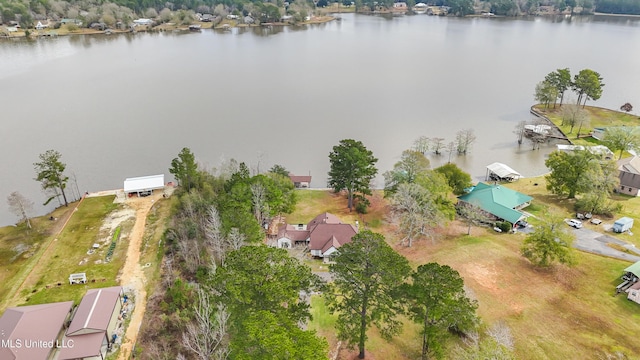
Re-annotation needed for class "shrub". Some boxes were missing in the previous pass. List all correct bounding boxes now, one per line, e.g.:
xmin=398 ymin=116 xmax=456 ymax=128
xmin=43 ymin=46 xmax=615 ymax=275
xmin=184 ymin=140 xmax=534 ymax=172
xmin=496 ymin=221 xmax=512 ymax=233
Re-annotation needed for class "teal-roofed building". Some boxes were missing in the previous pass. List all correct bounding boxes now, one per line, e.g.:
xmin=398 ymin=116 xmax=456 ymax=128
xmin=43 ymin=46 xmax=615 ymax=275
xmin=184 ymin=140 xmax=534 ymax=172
xmin=457 ymin=183 xmax=533 ymax=225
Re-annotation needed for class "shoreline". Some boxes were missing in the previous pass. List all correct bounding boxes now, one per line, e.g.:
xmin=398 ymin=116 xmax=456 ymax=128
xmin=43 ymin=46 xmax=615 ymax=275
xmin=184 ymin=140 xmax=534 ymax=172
xmin=0 ymin=16 xmax=336 ymax=39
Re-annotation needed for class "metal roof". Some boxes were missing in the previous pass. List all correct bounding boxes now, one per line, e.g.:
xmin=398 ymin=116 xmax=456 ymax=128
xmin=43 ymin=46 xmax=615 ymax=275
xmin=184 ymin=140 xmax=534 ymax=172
xmin=625 ymin=261 xmax=640 ymax=278
xmin=458 ymin=183 xmax=532 ymax=224
xmin=486 ymin=162 xmax=522 ymax=179
xmin=123 ymin=174 xmax=164 ymax=193
xmin=0 ymin=301 xmax=73 ymax=360
xmin=67 ymin=287 xmax=122 ymax=336
xmin=57 ymin=332 xmax=107 ymax=360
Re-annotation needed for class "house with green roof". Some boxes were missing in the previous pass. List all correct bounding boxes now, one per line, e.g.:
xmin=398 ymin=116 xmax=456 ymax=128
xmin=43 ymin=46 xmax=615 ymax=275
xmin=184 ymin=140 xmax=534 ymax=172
xmin=457 ymin=183 xmax=533 ymax=225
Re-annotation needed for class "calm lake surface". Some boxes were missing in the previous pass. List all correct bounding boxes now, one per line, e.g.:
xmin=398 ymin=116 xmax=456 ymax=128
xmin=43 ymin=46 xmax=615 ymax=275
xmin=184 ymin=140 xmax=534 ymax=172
xmin=1 ymin=14 xmax=640 ymax=225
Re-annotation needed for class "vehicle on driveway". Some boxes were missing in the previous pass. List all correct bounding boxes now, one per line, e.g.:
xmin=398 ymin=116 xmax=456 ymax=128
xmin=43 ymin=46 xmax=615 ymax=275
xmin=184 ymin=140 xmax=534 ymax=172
xmin=567 ymin=219 xmax=583 ymax=229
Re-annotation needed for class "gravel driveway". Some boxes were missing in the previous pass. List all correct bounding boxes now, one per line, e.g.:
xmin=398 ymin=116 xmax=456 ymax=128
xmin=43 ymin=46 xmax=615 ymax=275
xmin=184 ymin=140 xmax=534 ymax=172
xmin=571 ymin=227 xmax=640 ymax=262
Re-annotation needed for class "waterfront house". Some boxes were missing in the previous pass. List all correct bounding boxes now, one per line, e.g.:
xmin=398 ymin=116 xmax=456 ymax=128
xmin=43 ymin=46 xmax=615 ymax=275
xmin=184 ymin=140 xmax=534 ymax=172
xmin=617 ymin=156 xmax=640 ymax=196
xmin=457 ymin=183 xmax=532 ymax=225
xmin=35 ymin=21 xmax=49 ymax=30
xmin=0 ymin=301 xmax=73 ymax=360
xmin=277 ymin=212 xmax=357 ymax=259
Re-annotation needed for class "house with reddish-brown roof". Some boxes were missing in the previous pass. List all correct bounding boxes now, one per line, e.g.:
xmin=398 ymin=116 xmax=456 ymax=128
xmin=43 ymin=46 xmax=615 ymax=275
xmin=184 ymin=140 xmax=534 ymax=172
xmin=57 ymin=286 xmax=124 ymax=360
xmin=288 ymin=174 xmax=312 ymax=188
xmin=0 ymin=301 xmax=73 ymax=360
xmin=277 ymin=212 xmax=357 ymax=258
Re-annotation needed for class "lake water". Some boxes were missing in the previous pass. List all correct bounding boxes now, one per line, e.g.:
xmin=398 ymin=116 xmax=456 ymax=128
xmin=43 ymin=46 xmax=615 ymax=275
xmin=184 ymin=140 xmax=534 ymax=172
xmin=1 ymin=13 xmax=640 ymax=226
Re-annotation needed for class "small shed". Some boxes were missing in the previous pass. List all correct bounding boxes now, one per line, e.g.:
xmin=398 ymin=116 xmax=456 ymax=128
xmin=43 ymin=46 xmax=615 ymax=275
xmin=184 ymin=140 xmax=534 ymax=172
xmin=613 ymin=217 xmax=634 ymax=233
xmin=485 ymin=162 xmax=522 ymax=182
xmin=124 ymin=174 xmax=165 ymax=197
xmin=627 ymin=282 xmax=640 ymax=304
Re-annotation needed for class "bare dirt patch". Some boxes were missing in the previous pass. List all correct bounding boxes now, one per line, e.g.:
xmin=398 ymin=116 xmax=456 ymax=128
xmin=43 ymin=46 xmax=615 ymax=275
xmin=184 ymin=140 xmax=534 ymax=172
xmin=117 ymin=192 xmax=164 ymax=360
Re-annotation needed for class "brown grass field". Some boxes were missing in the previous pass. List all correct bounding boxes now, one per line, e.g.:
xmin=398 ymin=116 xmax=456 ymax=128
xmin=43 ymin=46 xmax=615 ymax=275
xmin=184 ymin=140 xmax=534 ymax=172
xmin=300 ymin=188 xmax=640 ymax=359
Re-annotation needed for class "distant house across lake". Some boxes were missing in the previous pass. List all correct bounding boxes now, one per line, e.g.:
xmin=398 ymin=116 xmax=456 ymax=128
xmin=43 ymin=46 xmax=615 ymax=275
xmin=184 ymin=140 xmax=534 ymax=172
xmin=288 ymin=174 xmax=311 ymax=188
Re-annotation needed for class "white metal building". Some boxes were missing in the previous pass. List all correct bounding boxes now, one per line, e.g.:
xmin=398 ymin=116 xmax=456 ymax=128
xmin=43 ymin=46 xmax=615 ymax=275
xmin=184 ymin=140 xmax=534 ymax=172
xmin=123 ymin=174 xmax=165 ymax=196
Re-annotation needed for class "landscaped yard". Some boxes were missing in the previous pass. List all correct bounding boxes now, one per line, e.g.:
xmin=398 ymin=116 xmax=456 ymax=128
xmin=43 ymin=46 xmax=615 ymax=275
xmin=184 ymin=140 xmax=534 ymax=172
xmin=304 ymin=179 xmax=640 ymax=359
xmin=533 ymin=104 xmax=640 ymax=149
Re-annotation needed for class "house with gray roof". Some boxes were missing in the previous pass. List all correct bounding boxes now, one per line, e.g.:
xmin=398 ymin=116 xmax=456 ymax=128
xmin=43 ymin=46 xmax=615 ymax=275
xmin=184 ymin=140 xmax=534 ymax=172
xmin=277 ymin=212 xmax=357 ymax=258
xmin=617 ymin=156 xmax=640 ymax=196
xmin=457 ymin=183 xmax=533 ymax=225
xmin=0 ymin=301 xmax=73 ymax=360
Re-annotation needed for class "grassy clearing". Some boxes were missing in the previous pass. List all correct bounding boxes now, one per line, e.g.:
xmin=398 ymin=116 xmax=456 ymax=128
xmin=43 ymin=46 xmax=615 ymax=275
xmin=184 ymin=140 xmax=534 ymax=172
xmin=0 ymin=204 xmax=76 ymax=311
xmin=398 ymin=226 xmax=640 ymax=359
xmin=14 ymin=196 xmax=126 ymax=306
xmin=287 ymin=190 xmax=388 ymax=230
xmin=533 ymin=104 xmax=640 ymax=148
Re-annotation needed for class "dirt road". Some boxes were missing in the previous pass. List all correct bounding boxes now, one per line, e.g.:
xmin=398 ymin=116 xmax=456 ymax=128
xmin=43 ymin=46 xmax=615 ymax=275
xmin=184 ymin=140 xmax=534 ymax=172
xmin=117 ymin=192 xmax=163 ymax=360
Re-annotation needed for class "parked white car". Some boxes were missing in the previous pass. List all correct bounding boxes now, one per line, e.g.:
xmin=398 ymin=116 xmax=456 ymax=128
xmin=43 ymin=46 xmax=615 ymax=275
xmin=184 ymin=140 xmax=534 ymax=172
xmin=567 ymin=219 xmax=583 ymax=229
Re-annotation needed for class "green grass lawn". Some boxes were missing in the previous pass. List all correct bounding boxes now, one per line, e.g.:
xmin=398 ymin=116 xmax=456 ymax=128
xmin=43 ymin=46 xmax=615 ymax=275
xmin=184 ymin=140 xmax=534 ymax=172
xmin=14 ymin=196 xmax=128 ymax=306
xmin=533 ymin=104 xmax=640 ymax=151
xmin=286 ymin=190 xmax=388 ymax=231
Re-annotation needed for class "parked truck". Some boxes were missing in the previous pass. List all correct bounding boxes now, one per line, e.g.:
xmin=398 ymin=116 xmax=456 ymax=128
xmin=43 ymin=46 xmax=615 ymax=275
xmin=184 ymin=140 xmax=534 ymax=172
xmin=613 ymin=217 xmax=634 ymax=233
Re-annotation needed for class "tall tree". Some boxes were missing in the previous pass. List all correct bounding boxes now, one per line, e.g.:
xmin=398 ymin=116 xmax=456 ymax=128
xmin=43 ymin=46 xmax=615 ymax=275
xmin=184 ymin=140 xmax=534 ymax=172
xmin=34 ymin=149 xmax=70 ymax=207
xmin=327 ymin=230 xmax=411 ymax=359
xmin=7 ymin=191 xmax=34 ymax=229
xmin=434 ymin=163 xmax=472 ymax=195
xmin=212 ymin=246 xmax=327 ymax=359
xmin=383 ymin=150 xmax=430 ymax=196
xmin=521 ymin=215 xmax=575 ymax=267
xmin=602 ymin=127 xmax=640 ymax=160
xmin=545 ymin=150 xmax=596 ymax=198
xmin=328 ymin=139 xmax=378 ymax=211
xmin=447 ymin=0 xmax=475 ymax=15
xmin=403 ymin=263 xmax=478 ymax=360
xmin=170 ymin=147 xmax=199 ymax=191
xmin=390 ymin=183 xmax=444 ymax=247
xmin=572 ymin=69 xmax=604 ymax=108
xmin=545 ymin=68 xmax=572 ymax=107
xmin=534 ymin=80 xmax=558 ymax=109
xmin=268 ymin=164 xmax=290 ymax=178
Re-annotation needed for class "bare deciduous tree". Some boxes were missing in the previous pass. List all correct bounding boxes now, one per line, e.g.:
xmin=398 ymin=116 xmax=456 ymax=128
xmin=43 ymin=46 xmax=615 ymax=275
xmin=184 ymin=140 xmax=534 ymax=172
xmin=182 ymin=289 xmax=230 ymax=360
xmin=431 ymin=137 xmax=445 ymax=155
xmin=250 ymin=182 xmax=268 ymax=227
xmin=457 ymin=201 xmax=492 ymax=235
xmin=487 ymin=321 xmax=514 ymax=351
xmin=446 ymin=141 xmax=457 ymax=163
xmin=413 ymin=136 xmax=431 ymax=154
xmin=226 ymin=228 xmax=245 ymax=251
xmin=390 ymin=183 xmax=443 ymax=247
xmin=7 ymin=191 xmax=34 ymax=229
xmin=514 ymin=120 xmax=526 ymax=145
xmin=456 ymin=129 xmax=477 ymax=155
xmin=204 ymin=206 xmax=226 ymax=264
